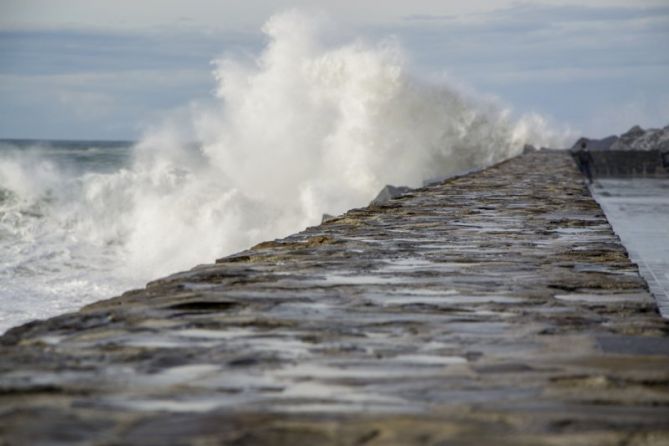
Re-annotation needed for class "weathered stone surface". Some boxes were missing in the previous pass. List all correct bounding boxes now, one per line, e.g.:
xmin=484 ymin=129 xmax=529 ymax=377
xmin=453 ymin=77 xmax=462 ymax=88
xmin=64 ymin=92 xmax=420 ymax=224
xmin=1 ymin=151 xmax=668 ymax=445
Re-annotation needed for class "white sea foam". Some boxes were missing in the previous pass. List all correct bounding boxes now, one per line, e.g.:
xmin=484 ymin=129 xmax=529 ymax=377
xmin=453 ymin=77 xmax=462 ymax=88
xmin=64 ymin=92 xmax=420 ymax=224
xmin=0 ymin=11 xmax=570 ymax=332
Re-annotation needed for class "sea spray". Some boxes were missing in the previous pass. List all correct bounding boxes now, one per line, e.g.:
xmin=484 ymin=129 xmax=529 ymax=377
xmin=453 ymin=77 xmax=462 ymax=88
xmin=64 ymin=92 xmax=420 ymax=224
xmin=0 ymin=11 xmax=569 ymax=332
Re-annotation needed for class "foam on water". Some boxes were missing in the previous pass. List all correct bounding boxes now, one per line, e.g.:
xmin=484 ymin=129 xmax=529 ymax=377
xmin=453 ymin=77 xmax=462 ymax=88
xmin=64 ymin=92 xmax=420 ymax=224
xmin=0 ymin=11 xmax=569 ymax=333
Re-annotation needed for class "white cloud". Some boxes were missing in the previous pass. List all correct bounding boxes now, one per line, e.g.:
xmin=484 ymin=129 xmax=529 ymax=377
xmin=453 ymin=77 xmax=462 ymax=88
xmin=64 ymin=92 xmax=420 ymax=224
xmin=467 ymin=65 xmax=666 ymax=85
xmin=3 ymin=0 xmax=668 ymax=31
xmin=0 ymin=69 xmax=211 ymax=90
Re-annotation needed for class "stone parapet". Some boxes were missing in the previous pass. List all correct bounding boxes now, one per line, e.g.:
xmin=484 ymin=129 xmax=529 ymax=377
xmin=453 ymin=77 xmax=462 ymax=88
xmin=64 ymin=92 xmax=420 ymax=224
xmin=589 ymin=150 xmax=668 ymax=177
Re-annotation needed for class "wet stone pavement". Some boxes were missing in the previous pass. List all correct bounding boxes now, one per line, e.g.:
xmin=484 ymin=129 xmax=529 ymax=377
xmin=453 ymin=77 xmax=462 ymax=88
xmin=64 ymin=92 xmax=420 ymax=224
xmin=1 ymin=151 xmax=669 ymax=445
xmin=591 ymin=178 xmax=669 ymax=317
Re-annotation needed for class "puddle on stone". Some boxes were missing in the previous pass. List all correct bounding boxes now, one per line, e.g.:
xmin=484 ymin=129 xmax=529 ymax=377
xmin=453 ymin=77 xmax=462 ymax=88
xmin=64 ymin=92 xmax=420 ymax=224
xmin=554 ymin=293 xmax=649 ymax=303
xmin=195 ymin=371 xmax=281 ymax=391
xmin=123 ymin=335 xmax=209 ymax=349
xmin=110 ymin=397 xmax=227 ymax=413
xmin=272 ymin=401 xmax=423 ymax=414
xmin=135 ymin=364 xmax=222 ymax=387
xmin=381 ymin=258 xmax=433 ymax=268
xmin=278 ymin=381 xmax=404 ymax=407
xmin=379 ymin=259 xmax=492 ymax=274
xmin=381 ymin=260 xmax=489 ymax=273
xmin=446 ymin=322 xmax=511 ymax=336
xmin=319 ymin=274 xmax=411 ymax=286
xmin=240 ymin=336 xmax=311 ymax=358
xmin=572 ymin=263 xmax=635 ymax=275
xmin=391 ymin=354 xmax=468 ymax=366
xmin=35 ymin=335 xmax=67 ymax=345
xmin=0 ymin=370 xmax=102 ymax=390
xmin=180 ymin=328 xmax=311 ymax=358
xmin=175 ymin=328 xmax=255 ymax=340
xmin=276 ymin=364 xmax=435 ymax=380
xmin=553 ymin=227 xmax=603 ymax=235
xmin=364 ymin=292 xmax=524 ymax=306
xmin=121 ymin=328 xmax=293 ymax=350
xmin=276 ymin=363 xmax=445 ymax=381
xmin=386 ymin=288 xmax=459 ymax=296
xmin=180 ymin=282 xmax=220 ymax=291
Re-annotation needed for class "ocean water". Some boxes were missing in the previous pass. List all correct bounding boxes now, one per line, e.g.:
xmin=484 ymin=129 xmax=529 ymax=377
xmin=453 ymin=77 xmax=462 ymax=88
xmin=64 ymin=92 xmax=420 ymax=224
xmin=0 ymin=12 xmax=568 ymax=333
xmin=0 ymin=139 xmax=137 ymax=331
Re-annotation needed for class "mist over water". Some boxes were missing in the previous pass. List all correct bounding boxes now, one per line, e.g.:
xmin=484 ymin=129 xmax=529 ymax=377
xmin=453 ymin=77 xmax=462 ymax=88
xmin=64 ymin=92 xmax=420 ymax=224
xmin=0 ymin=12 xmax=569 ymax=332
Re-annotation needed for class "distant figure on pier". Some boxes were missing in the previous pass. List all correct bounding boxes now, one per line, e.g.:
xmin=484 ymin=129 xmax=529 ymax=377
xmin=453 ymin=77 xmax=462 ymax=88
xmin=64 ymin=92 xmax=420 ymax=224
xmin=574 ymin=141 xmax=594 ymax=184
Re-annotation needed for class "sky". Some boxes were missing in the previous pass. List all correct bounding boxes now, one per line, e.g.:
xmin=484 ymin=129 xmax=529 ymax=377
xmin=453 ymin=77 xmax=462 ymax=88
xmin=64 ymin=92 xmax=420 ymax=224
xmin=0 ymin=0 xmax=668 ymax=140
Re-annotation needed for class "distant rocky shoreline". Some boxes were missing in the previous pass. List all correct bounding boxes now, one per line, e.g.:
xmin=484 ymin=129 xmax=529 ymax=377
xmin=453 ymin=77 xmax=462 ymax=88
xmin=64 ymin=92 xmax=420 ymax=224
xmin=573 ymin=123 xmax=669 ymax=152
xmin=571 ymin=124 xmax=669 ymax=178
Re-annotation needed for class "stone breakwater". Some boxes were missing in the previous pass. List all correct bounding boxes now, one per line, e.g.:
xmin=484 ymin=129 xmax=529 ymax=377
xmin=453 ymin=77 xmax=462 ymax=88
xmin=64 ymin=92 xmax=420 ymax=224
xmin=1 ymin=151 xmax=669 ymax=445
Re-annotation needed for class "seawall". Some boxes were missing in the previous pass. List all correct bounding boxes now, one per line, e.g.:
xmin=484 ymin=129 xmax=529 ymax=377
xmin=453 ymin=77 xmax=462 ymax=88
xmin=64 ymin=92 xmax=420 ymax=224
xmin=1 ymin=151 xmax=668 ymax=445
xmin=590 ymin=150 xmax=668 ymax=177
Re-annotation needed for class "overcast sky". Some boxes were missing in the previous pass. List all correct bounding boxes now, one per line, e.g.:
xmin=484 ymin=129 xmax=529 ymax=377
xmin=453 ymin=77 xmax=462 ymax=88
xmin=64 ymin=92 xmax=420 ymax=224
xmin=1 ymin=0 xmax=668 ymax=140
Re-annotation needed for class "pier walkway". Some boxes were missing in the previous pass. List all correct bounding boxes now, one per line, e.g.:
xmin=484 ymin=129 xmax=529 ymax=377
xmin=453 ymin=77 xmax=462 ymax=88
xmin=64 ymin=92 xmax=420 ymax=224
xmin=1 ymin=151 xmax=668 ymax=445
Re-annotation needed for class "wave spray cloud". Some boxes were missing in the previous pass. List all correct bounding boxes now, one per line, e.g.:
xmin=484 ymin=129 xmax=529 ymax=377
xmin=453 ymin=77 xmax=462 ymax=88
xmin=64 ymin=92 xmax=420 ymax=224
xmin=0 ymin=11 xmax=567 ymax=331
